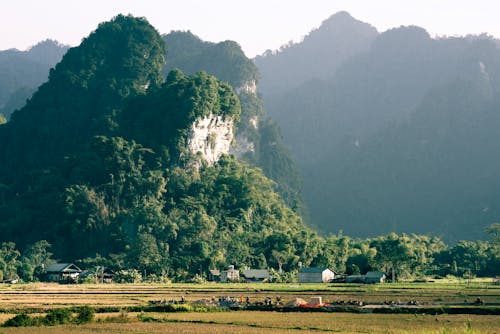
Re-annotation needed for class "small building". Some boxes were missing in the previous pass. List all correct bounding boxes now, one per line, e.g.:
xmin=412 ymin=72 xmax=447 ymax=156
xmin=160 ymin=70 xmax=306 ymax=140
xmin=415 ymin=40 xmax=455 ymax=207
xmin=45 ymin=263 xmax=82 ymax=282
xmin=345 ymin=275 xmax=366 ymax=283
xmin=298 ymin=268 xmax=335 ymax=283
xmin=220 ymin=265 xmax=239 ymax=283
xmin=242 ymin=269 xmax=270 ymax=283
xmin=364 ymin=271 xmax=386 ymax=283
xmin=345 ymin=271 xmax=386 ymax=284
xmin=208 ymin=269 xmax=221 ymax=282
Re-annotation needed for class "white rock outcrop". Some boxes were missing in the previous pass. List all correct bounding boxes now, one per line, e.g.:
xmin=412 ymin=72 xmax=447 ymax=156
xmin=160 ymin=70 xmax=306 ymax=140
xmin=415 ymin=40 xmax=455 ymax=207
xmin=236 ymin=80 xmax=257 ymax=95
xmin=186 ymin=114 xmax=234 ymax=165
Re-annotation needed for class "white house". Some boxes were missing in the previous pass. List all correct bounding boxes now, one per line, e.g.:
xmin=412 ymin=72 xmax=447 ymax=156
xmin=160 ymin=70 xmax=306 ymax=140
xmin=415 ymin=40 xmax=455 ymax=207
xmin=298 ymin=268 xmax=335 ymax=283
xmin=220 ymin=265 xmax=239 ymax=283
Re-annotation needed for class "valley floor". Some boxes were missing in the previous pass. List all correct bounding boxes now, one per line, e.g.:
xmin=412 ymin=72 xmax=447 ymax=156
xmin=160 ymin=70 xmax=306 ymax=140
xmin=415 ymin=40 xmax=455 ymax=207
xmin=0 ymin=280 xmax=498 ymax=333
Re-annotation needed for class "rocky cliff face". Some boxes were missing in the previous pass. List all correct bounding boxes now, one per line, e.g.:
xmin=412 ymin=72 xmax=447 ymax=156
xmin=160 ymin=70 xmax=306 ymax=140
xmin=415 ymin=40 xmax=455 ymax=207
xmin=235 ymin=80 xmax=257 ymax=95
xmin=186 ymin=114 xmax=234 ymax=165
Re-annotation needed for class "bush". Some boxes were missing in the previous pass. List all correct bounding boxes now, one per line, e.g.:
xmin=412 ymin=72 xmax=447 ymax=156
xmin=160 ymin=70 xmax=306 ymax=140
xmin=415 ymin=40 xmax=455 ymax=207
xmin=44 ymin=308 xmax=72 ymax=325
xmin=2 ymin=306 xmax=96 ymax=327
xmin=75 ymin=306 xmax=94 ymax=324
xmin=114 ymin=269 xmax=142 ymax=283
xmin=2 ymin=313 xmax=39 ymax=327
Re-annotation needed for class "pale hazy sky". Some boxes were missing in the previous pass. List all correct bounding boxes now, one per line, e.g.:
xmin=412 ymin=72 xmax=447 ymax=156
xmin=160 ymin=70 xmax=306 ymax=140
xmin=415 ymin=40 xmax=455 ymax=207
xmin=1 ymin=0 xmax=498 ymax=57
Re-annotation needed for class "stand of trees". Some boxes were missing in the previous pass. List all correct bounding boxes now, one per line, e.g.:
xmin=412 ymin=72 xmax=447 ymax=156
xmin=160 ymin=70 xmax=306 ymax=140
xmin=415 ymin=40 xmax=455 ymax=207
xmin=1 ymin=227 xmax=498 ymax=282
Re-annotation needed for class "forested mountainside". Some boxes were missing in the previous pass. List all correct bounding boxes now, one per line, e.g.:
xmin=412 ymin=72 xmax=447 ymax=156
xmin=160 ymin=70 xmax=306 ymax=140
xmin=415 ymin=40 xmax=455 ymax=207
xmin=0 ymin=39 xmax=68 ymax=120
xmin=0 ymin=15 xmax=316 ymax=277
xmin=257 ymin=12 xmax=500 ymax=241
xmin=163 ymin=31 xmax=302 ymax=211
xmin=0 ymin=14 xmax=498 ymax=283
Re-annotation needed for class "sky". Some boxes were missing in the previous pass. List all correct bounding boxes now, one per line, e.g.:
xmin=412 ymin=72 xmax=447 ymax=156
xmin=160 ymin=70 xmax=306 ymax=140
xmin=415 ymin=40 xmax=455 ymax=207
xmin=1 ymin=0 xmax=498 ymax=58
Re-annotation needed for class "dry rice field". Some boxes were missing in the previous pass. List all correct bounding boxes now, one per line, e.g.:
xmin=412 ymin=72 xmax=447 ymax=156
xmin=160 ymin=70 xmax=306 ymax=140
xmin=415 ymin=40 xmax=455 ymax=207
xmin=0 ymin=281 xmax=498 ymax=333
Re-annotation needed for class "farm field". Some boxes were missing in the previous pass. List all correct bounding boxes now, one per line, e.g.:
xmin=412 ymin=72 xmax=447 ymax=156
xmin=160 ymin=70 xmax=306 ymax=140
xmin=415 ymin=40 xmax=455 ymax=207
xmin=0 ymin=280 xmax=498 ymax=333
xmin=0 ymin=312 xmax=498 ymax=334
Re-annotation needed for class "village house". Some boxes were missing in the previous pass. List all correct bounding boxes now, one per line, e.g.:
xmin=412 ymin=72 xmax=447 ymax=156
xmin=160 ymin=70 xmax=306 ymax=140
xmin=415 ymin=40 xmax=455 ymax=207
xmin=208 ymin=269 xmax=221 ymax=282
xmin=79 ymin=267 xmax=115 ymax=283
xmin=298 ymin=267 xmax=336 ymax=283
xmin=345 ymin=271 xmax=386 ymax=284
xmin=242 ymin=269 xmax=270 ymax=283
xmin=364 ymin=271 xmax=386 ymax=283
xmin=220 ymin=265 xmax=239 ymax=282
xmin=44 ymin=263 xmax=82 ymax=282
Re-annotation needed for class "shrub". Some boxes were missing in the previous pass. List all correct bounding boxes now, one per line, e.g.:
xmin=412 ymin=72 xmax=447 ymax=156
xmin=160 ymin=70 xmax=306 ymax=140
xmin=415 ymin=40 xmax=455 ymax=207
xmin=2 ymin=313 xmax=42 ymax=327
xmin=75 ymin=306 xmax=94 ymax=324
xmin=114 ymin=269 xmax=142 ymax=283
xmin=44 ymin=308 xmax=72 ymax=325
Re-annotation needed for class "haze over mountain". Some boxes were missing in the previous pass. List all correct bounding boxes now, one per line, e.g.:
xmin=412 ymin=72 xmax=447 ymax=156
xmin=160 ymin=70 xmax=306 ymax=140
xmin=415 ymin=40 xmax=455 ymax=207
xmin=257 ymin=12 xmax=500 ymax=241
xmin=255 ymin=12 xmax=378 ymax=97
xmin=0 ymin=39 xmax=68 ymax=119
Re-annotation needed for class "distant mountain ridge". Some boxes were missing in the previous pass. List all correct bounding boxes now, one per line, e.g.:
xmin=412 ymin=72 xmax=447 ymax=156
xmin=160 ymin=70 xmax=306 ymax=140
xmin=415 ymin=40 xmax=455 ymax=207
xmin=255 ymin=11 xmax=378 ymax=97
xmin=0 ymin=39 xmax=68 ymax=119
xmin=256 ymin=11 xmax=500 ymax=241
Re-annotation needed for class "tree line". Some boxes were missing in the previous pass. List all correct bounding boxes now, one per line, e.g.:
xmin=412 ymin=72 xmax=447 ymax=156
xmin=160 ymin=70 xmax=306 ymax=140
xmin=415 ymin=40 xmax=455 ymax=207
xmin=1 ymin=226 xmax=498 ymax=282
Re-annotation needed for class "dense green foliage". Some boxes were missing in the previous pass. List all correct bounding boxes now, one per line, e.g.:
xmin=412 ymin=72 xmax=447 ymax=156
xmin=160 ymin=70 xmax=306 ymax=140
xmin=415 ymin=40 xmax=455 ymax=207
xmin=1 ymin=226 xmax=498 ymax=282
xmin=0 ymin=16 xmax=311 ymax=280
xmin=258 ymin=12 xmax=500 ymax=240
xmin=120 ymin=69 xmax=240 ymax=162
xmin=163 ymin=31 xmax=258 ymax=88
xmin=162 ymin=30 xmax=303 ymax=212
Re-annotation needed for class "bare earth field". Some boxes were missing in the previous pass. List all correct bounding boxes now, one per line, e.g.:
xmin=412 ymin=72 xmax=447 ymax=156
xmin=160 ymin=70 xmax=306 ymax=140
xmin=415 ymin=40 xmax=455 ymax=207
xmin=0 ymin=280 xmax=498 ymax=333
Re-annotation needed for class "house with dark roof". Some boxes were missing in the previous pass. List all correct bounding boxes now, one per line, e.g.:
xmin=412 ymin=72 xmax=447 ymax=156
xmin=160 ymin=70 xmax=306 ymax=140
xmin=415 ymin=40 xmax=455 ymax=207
xmin=364 ymin=271 xmax=386 ymax=283
xmin=208 ymin=269 xmax=221 ymax=282
xmin=345 ymin=271 xmax=386 ymax=284
xmin=79 ymin=267 xmax=115 ymax=283
xmin=298 ymin=267 xmax=335 ymax=283
xmin=242 ymin=269 xmax=270 ymax=283
xmin=44 ymin=263 xmax=82 ymax=282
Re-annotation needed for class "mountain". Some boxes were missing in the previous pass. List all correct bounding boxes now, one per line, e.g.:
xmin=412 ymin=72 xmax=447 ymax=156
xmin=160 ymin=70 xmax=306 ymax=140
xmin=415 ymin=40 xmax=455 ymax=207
xmin=321 ymin=39 xmax=500 ymax=241
xmin=0 ymin=15 xmax=318 ymax=277
xmin=257 ymin=12 xmax=500 ymax=241
xmin=163 ymin=31 xmax=302 ymax=211
xmin=0 ymin=39 xmax=68 ymax=119
xmin=255 ymin=11 xmax=378 ymax=97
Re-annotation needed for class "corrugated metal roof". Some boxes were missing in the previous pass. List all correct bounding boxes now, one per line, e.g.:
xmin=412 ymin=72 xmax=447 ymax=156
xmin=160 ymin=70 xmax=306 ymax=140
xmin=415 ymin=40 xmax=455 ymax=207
xmin=299 ymin=267 xmax=329 ymax=273
xmin=242 ymin=269 xmax=270 ymax=279
xmin=45 ymin=263 xmax=82 ymax=273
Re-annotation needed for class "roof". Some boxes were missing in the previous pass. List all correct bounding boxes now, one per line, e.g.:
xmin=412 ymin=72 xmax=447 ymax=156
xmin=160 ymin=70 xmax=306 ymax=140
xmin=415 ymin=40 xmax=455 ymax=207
xmin=45 ymin=263 xmax=82 ymax=273
xmin=242 ymin=269 xmax=270 ymax=279
xmin=365 ymin=271 xmax=386 ymax=278
xmin=299 ymin=267 xmax=331 ymax=273
xmin=209 ymin=269 xmax=221 ymax=276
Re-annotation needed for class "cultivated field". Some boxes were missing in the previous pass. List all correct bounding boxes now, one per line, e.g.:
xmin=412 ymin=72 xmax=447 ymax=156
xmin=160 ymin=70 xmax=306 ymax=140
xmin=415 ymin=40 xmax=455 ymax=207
xmin=0 ymin=280 xmax=498 ymax=333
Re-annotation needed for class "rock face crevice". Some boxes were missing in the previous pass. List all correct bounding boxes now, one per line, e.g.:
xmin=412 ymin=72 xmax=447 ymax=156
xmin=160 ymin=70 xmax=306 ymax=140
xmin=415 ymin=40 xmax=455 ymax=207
xmin=186 ymin=114 xmax=234 ymax=165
